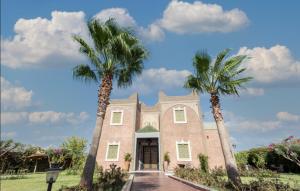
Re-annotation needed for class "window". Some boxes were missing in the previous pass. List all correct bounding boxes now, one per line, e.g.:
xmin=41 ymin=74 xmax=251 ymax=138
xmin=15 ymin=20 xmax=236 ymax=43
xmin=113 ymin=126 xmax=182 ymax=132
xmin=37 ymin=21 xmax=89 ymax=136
xmin=110 ymin=110 xmax=123 ymax=125
xmin=105 ymin=142 xmax=120 ymax=161
xmin=176 ymin=141 xmax=191 ymax=161
xmin=173 ymin=107 xmax=187 ymax=123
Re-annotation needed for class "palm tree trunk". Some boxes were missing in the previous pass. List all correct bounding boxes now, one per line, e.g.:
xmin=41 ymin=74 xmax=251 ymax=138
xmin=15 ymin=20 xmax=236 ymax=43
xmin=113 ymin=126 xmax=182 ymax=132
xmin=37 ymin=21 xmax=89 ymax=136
xmin=210 ymin=93 xmax=241 ymax=185
xmin=80 ymin=74 xmax=113 ymax=190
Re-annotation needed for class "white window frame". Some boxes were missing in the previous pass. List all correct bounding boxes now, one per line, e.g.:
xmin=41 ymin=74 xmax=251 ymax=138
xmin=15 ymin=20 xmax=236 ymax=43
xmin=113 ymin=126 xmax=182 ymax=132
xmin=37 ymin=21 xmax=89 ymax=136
xmin=110 ymin=110 xmax=124 ymax=126
xmin=173 ymin=106 xmax=187 ymax=123
xmin=176 ymin=140 xmax=192 ymax=161
xmin=105 ymin=142 xmax=120 ymax=161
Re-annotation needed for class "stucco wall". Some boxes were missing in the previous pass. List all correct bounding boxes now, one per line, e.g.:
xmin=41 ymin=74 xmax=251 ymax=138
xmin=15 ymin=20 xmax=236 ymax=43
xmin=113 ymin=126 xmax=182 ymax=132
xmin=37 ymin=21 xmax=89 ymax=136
xmin=160 ymin=103 xmax=207 ymax=169
xmin=204 ymin=129 xmax=226 ymax=169
xmin=96 ymin=104 xmax=136 ymax=170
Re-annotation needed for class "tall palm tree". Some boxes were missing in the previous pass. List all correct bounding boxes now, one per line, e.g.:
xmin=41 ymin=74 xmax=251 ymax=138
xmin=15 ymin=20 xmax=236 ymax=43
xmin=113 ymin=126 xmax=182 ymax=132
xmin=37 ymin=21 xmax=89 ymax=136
xmin=73 ymin=19 xmax=148 ymax=190
xmin=184 ymin=49 xmax=252 ymax=185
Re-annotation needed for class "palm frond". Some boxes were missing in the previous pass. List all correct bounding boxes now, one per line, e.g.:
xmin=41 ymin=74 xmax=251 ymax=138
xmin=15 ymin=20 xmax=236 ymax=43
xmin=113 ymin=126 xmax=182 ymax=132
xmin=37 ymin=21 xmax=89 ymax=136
xmin=73 ymin=35 xmax=101 ymax=69
xmin=184 ymin=75 xmax=205 ymax=93
xmin=185 ymin=48 xmax=253 ymax=96
xmin=73 ymin=64 xmax=98 ymax=83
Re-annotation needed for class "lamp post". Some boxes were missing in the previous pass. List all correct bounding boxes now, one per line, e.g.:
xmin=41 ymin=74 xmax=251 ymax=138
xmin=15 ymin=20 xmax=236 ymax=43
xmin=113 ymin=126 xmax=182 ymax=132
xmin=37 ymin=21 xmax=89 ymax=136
xmin=46 ymin=168 xmax=60 ymax=191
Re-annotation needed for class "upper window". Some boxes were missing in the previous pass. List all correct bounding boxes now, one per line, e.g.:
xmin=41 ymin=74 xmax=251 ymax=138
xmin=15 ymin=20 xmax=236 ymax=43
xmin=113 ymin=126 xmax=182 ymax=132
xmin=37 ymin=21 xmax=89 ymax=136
xmin=176 ymin=141 xmax=191 ymax=161
xmin=105 ymin=142 xmax=120 ymax=161
xmin=173 ymin=107 xmax=187 ymax=123
xmin=110 ymin=110 xmax=123 ymax=125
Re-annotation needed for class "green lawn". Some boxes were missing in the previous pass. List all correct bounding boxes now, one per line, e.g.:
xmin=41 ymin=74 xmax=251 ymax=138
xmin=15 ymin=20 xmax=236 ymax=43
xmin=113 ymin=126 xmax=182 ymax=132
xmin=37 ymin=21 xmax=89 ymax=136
xmin=1 ymin=172 xmax=300 ymax=191
xmin=1 ymin=172 xmax=80 ymax=191
xmin=241 ymin=173 xmax=300 ymax=189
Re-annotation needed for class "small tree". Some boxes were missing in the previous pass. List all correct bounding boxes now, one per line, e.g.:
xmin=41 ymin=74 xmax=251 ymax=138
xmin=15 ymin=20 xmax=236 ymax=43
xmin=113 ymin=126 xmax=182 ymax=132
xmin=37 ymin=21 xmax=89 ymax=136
xmin=61 ymin=136 xmax=87 ymax=169
xmin=198 ymin=154 xmax=209 ymax=173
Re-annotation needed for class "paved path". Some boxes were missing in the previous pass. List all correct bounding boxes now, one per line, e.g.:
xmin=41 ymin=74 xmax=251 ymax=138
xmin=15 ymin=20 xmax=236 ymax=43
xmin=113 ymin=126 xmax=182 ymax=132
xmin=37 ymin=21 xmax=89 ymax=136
xmin=131 ymin=173 xmax=202 ymax=191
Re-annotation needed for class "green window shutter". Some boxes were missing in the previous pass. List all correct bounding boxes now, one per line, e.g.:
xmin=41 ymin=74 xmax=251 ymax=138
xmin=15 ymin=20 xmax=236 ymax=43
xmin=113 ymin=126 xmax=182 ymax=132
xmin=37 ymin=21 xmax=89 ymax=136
xmin=107 ymin=145 xmax=119 ymax=160
xmin=178 ymin=144 xmax=190 ymax=159
xmin=175 ymin=109 xmax=185 ymax=122
xmin=112 ymin=112 xmax=122 ymax=124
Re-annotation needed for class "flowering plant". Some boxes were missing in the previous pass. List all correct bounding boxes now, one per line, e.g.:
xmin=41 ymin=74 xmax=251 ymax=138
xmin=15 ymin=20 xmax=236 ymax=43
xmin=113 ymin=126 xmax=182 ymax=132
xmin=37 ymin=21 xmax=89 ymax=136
xmin=46 ymin=148 xmax=66 ymax=166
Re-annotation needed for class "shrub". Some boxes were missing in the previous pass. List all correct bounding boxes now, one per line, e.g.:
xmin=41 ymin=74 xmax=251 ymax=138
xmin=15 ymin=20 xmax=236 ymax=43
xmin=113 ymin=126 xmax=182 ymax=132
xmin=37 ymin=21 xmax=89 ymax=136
xmin=239 ymin=177 xmax=297 ymax=191
xmin=211 ymin=166 xmax=226 ymax=176
xmin=174 ymin=167 xmax=227 ymax=189
xmin=97 ymin=164 xmax=126 ymax=190
xmin=197 ymin=153 xmax=209 ymax=173
xmin=247 ymin=147 xmax=268 ymax=169
xmin=235 ymin=151 xmax=249 ymax=170
xmin=60 ymin=164 xmax=126 ymax=191
xmin=174 ymin=167 xmax=296 ymax=191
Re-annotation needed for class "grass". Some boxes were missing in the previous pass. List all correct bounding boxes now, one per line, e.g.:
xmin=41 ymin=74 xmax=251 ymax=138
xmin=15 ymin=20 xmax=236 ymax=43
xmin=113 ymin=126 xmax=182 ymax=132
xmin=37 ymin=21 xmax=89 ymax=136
xmin=1 ymin=172 xmax=80 ymax=191
xmin=241 ymin=173 xmax=300 ymax=189
xmin=1 ymin=172 xmax=300 ymax=190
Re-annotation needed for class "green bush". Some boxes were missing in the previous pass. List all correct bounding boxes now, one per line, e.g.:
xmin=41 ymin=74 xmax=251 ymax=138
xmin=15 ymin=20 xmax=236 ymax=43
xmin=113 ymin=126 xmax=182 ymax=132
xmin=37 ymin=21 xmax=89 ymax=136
xmin=174 ymin=167 xmax=296 ymax=191
xmin=174 ymin=167 xmax=227 ymax=188
xmin=235 ymin=151 xmax=249 ymax=169
xmin=210 ymin=166 xmax=226 ymax=176
xmin=60 ymin=164 xmax=126 ymax=191
xmin=247 ymin=147 xmax=268 ymax=169
xmin=197 ymin=154 xmax=209 ymax=173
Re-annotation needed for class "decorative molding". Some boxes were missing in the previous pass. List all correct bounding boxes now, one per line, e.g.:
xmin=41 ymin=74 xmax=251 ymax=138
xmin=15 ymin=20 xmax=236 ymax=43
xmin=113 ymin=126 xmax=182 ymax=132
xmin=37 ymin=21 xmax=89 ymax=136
xmin=176 ymin=140 xmax=192 ymax=161
xmin=110 ymin=110 xmax=124 ymax=126
xmin=105 ymin=142 xmax=120 ymax=161
xmin=173 ymin=106 xmax=187 ymax=124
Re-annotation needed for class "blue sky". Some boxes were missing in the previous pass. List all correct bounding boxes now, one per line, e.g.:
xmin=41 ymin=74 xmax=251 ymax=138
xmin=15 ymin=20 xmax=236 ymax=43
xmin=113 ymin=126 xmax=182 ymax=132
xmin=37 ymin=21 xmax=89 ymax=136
xmin=1 ymin=0 xmax=300 ymax=151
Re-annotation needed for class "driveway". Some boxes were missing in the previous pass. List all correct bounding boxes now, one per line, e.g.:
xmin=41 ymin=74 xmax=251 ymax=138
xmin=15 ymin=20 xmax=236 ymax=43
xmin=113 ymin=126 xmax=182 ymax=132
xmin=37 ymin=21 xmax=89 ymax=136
xmin=131 ymin=172 xmax=203 ymax=191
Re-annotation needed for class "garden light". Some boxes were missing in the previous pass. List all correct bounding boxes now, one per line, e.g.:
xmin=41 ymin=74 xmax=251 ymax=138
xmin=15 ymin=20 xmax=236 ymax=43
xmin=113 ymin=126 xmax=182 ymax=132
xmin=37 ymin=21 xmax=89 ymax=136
xmin=46 ymin=168 xmax=60 ymax=191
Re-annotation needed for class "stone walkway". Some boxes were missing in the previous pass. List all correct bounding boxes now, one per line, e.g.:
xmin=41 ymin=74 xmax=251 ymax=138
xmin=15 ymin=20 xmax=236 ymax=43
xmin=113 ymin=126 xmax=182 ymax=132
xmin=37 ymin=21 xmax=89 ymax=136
xmin=131 ymin=173 xmax=203 ymax=191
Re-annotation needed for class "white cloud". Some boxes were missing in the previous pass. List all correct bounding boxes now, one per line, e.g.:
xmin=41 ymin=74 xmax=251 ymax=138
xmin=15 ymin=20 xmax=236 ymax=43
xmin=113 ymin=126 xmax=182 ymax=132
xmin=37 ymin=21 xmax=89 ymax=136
xmin=1 ymin=111 xmax=89 ymax=126
xmin=1 ymin=77 xmax=33 ymax=110
xmin=276 ymin=112 xmax=299 ymax=122
xmin=239 ymin=87 xmax=265 ymax=96
xmin=1 ymin=112 xmax=29 ymax=125
xmin=118 ymin=68 xmax=191 ymax=95
xmin=2 ymin=9 xmax=166 ymax=69
xmin=1 ymin=11 xmax=88 ymax=69
xmin=158 ymin=0 xmax=249 ymax=34
xmin=204 ymin=111 xmax=282 ymax=132
xmin=93 ymin=8 xmax=136 ymax=28
xmin=237 ymin=45 xmax=300 ymax=83
xmin=94 ymin=8 xmax=164 ymax=42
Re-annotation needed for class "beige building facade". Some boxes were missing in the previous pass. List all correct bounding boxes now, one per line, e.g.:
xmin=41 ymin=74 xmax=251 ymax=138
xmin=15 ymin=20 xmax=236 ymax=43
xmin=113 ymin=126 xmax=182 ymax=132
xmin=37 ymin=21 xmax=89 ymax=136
xmin=96 ymin=91 xmax=226 ymax=171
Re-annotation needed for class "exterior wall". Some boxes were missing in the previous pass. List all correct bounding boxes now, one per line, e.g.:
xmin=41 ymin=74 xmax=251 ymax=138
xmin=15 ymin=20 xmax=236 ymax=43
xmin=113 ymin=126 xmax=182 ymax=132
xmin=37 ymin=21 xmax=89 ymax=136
xmin=204 ymin=129 xmax=226 ymax=169
xmin=160 ymin=104 xmax=207 ymax=169
xmin=96 ymin=103 xmax=136 ymax=170
xmin=96 ymin=92 xmax=226 ymax=171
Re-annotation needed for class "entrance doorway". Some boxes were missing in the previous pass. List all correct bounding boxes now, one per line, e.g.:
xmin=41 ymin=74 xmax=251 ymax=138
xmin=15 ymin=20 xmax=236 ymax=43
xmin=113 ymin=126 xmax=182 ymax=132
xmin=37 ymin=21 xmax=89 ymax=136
xmin=136 ymin=138 xmax=159 ymax=170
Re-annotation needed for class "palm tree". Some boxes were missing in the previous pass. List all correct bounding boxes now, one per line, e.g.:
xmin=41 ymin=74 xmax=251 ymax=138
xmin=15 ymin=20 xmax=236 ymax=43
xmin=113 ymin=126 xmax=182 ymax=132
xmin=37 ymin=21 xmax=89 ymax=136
xmin=73 ymin=19 xmax=148 ymax=189
xmin=184 ymin=49 xmax=252 ymax=185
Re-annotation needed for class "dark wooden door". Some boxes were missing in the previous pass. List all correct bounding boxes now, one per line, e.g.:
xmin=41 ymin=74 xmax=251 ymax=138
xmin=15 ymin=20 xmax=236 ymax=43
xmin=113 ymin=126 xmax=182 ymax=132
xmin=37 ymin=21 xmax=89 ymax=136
xmin=143 ymin=146 xmax=158 ymax=170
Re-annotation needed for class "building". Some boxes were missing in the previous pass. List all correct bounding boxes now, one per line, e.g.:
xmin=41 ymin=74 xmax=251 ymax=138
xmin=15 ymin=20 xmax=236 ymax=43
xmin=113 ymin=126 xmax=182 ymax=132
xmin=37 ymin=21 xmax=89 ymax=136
xmin=96 ymin=91 xmax=226 ymax=171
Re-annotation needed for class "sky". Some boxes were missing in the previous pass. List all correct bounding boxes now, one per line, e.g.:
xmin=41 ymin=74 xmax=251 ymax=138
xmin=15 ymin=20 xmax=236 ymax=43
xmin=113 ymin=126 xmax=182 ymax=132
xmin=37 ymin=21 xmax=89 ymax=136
xmin=1 ymin=0 xmax=300 ymax=151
